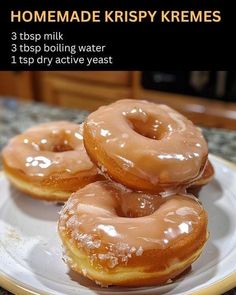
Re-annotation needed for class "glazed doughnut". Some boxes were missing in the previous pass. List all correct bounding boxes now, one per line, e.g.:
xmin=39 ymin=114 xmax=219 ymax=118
xmin=84 ymin=99 xmax=208 ymax=193
xmin=2 ymin=121 xmax=103 ymax=201
xmin=187 ymin=160 xmax=214 ymax=195
xmin=58 ymin=180 xmax=208 ymax=287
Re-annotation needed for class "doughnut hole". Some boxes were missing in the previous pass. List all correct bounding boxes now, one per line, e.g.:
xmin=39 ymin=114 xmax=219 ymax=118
xmin=125 ymin=109 xmax=167 ymax=140
xmin=116 ymin=193 xmax=165 ymax=218
xmin=38 ymin=134 xmax=74 ymax=152
xmin=52 ymin=143 xmax=73 ymax=152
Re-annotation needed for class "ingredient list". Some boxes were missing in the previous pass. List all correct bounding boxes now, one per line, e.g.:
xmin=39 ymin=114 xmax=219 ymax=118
xmin=10 ymin=31 xmax=113 ymax=67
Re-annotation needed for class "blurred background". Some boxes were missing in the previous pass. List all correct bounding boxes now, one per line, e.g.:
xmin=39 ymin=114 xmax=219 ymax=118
xmin=0 ymin=71 xmax=236 ymax=129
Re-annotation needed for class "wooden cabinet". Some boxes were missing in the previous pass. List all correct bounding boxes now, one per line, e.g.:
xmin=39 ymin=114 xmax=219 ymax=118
xmin=26 ymin=71 xmax=236 ymax=130
xmin=0 ymin=71 xmax=33 ymax=101
xmin=35 ymin=72 xmax=133 ymax=111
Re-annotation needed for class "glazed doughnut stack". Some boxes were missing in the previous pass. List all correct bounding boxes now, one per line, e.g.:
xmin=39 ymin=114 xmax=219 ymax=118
xmin=2 ymin=99 xmax=214 ymax=287
xmin=58 ymin=100 xmax=213 ymax=287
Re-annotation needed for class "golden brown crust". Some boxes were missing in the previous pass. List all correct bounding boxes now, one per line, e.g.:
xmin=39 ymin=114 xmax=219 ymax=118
xmin=3 ymin=161 xmax=104 ymax=201
xmin=59 ymin=229 xmax=207 ymax=287
xmin=59 ymin=216 xmax=208 ymax=287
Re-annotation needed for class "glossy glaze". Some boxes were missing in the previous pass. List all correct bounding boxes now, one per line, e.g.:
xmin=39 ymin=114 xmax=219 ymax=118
xmin=2 ymin=121 xmax=94 ymax=179
xmin=59 ymin=181 xmax=205 ymax=267
xmin=85 ymin=99 xmax=208 ymax=186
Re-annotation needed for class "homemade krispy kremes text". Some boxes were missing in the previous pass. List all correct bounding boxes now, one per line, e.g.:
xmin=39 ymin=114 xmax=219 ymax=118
xmin=11 ymin=10 xmax=221 ymax=23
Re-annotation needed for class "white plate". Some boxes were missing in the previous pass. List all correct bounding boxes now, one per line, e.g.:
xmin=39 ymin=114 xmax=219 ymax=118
xmin=0 ymin=154 xmax=236 ymax=295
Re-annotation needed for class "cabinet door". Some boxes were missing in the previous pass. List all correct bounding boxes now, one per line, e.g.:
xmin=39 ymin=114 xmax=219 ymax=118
xmin=36 ymin=73 xmax=132 ymax=111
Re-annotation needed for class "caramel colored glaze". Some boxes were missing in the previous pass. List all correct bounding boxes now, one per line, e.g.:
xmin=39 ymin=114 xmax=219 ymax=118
xmin=58 ymin=181 xmax=208 ymax=286
xmin=84 ymin=99 xmax=208 ymax=193
xmin=2 ymin=122 xmax=95 ymax=179
xmin=2 ymin=121 xmax=103 ymax=200
xmin=187 ymin=160 xmax=215 ymax=196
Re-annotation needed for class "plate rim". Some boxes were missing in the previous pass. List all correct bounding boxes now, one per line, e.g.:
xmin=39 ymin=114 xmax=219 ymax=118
xmin=0 ymin=154 xmax=236 ymax=295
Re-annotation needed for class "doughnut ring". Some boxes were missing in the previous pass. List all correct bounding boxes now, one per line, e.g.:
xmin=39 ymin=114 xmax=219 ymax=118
xmin=84 ymin=99 xmax=208 ymax=193
xmin=2 ymin=121 xmax=103 ymax=201
xmin=58 ymin=180 xmax=208 ymax=287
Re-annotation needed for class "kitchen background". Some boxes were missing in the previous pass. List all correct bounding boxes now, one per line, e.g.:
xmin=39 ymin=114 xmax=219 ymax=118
xmin=0 ymin=71 xmax=236 ymax=130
